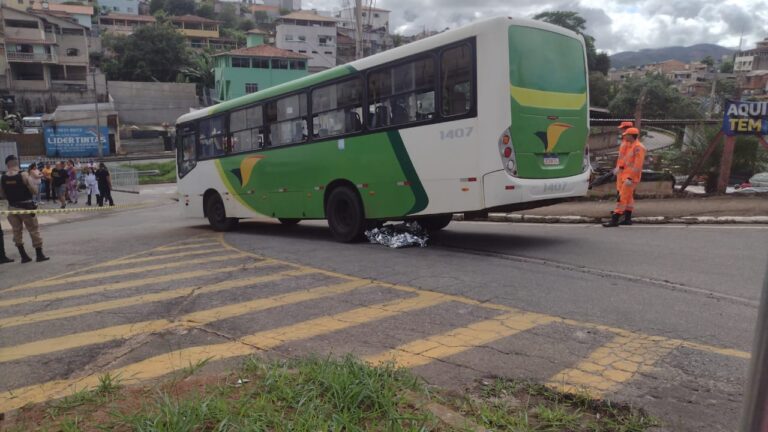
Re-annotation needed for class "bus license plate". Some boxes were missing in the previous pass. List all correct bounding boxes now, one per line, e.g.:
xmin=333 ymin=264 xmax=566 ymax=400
xmin=543 ymin=155 xmax=560 ymax=166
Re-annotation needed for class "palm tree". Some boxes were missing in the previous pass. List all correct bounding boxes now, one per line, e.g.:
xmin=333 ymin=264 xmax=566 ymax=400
xmin=180 ymin=50 xmax=215 ymax=106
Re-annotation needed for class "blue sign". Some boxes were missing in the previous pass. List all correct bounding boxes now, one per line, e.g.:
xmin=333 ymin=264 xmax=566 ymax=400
xmin=44 ymin=126 xmax=110 ymax=157
xmin=723 ymin=100 xmax=768 ymax=136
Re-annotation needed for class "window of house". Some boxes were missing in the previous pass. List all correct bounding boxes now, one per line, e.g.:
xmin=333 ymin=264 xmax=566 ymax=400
xmin=368 ymin=55 xmax=436 ymax=129
xmin=441 ymin=43 xmax=473 ymax=116
xmin=289 ymin=60 xmax=305 ymax=70
xmin=318 ymin=36 xmax=332 ymax=45
xmin=324 ymin=51 xmax=333 ymax=55
xmin=298 ymin=35 xmax=306 ymax=41
xmin=312 ymin=50 xmax=318 ymax=54
xmin=245 ymin=83 xmax=259 ymax=93
xmin=361 ymin=12 xmax=366 ymax=17
xmin=253 ymin=58 xmax=270 ymax=69
xmin=6 ymin=20 xmax=38 ymax=29
xmin=271 ymin=59 xmax=289 ymax=69
xmin=374 ymin=13 xmax=379 ymax=18
xmin=312 ymin=77 xmax=363 ymax=139
xmin=198 ymin=115 xmax=226 ymax=158
xmin=285 ymin=34 xmax=294 ymax=41
xmin=232 ymin=57 xmax=250 ymax=68
xmin=298 ymin=50 xmax=307 ymax=53
xmin=230 ymin=105 xmax=264 ymax=153
xmin=66 ymin=48 xmax=79 ymax=56
xmin=127 ymin=7 xmax=133 ymax=12
xmin=62 ymin=28 xmax=83 ymax=35
xmin=266 ymin=93 xmax=307 ymax=146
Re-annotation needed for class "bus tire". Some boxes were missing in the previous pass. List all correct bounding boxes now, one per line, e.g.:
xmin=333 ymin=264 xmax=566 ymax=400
xmin=326 ymin=186 xmax=366 ymax=243
xmin=278 ymin=218 xmax=301 ymax=225
xmin=205 ymin=193 xmax=239 ymax=232
xmin=417 ymin=214 xmax=453 ymax=231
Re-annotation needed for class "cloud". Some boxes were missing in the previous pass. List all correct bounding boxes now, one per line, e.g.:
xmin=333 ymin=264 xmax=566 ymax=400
xmin=301 ymin=0 xmax=767 ymax=53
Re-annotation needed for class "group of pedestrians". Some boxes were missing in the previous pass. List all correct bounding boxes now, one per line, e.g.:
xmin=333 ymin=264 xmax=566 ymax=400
xmin=27 ymin=159 xmax=114 ymax=209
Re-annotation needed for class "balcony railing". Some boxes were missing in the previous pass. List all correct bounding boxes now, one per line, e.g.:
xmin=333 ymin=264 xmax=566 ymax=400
xmin=7 ymin=52 xmax=57 ymax=62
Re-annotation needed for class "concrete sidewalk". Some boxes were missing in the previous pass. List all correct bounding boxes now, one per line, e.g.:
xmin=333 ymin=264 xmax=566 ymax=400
xmin=481 ymin=195 xmax=768 ymax=224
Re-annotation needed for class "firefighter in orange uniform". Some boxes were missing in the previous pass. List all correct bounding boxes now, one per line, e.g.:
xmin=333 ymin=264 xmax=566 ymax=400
xmin=604 ymin=127 xmax=646 ymax=227
xmin=615 ymin=121 xmax=635 ymax=189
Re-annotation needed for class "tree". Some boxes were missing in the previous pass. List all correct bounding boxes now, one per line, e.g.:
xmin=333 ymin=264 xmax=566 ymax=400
xmin=589 ymin=72 xmax=613 ymax=108
xmin=238 ymin=19 xmax=255 ymax=32
xmin=149 ymin=0 xmax=164 ymax=14
xmin=720 ymin=60 xmax=734 ymax=73
xmin=533 ymin=10 xmax=610 ymax=75
xmin=180 ymin=50 xmax=215 ymax=103
xmin=608 ymin=75 xmax=703 ymax=119
xmin=102 ymin=24 xmax=189 ymax=82
xmin=164 ymin=0 xmax=195 ymax=16
xmin=195 ymin=3 xmax=215 ymax=19
xmin=218 ymin=3 xmax=238 ymax=29
xmin=701 ymin=56 xmax=715 ymax=67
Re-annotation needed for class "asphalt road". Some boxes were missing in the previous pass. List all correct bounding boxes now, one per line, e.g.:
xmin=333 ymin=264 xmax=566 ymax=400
xmin=0 ymin=195 xmax=765 ymax=431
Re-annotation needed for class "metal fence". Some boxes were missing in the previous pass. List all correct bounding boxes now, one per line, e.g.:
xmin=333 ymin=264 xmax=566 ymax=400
xmin=105 ymin=163 xmax=139 ymax=194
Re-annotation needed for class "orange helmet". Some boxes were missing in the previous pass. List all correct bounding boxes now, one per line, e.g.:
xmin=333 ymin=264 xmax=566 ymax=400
xmin=623 ymin=127 xmax=640 ymax=136
xmin=618 ymin=121 xmax=634 ymax=129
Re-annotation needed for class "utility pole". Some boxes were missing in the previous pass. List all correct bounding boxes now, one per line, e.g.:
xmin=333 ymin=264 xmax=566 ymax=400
xmin=354 ymin=0 xmax=362 ymax=60
xmin=92 ymin=67 xmax=103 ymax=159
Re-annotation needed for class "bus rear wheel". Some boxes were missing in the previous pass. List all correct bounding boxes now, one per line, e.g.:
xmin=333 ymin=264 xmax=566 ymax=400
xmin=205 ymin=193 xmax=239 ymax=232
xmin=278 ymin=218 xmax=301 ymax=225
xmin=417 ymin=214 xmax=453 ymax=231
xmin=326 ymin=186 xmax=366 ymax=243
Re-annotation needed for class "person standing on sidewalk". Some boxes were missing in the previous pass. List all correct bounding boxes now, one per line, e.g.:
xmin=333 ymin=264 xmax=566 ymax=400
xmin=96 ymin=163 xmax=114 ymax=207
xmin=603 ymin=127 xmax=646 ymax=227
xmin=0 ymin=155 xmax=50 ymax=263
xmin=42 ymin=162 xmax=52 ymax=201
xmin=51 ymin=161 xmax=67 ymax=209
xmin=84 ymin=167 xmax=100 ymax=206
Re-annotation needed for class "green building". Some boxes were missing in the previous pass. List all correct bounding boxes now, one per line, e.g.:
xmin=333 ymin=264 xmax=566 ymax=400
xmin=213 ymin=30 xmax=309 ymax=101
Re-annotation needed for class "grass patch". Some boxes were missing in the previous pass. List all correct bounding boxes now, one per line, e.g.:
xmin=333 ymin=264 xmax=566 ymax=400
xmin=3 ymin=357 xmax=660 ymax=431
xmin=123 ymin=161 xmax=177 ymax=185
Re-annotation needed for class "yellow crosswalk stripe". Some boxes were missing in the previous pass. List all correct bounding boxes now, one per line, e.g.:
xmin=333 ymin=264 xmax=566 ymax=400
xmin=365 ymin=311 xmax=556 ymax=367
xmin=5 ymin=254 xmax=247 ymax=292
xmin=91 ymin=249 xmax=226 ymax=268
xmin=0 ymin=268 xmax=307 ymax=329
xmin=153 ymin=242 xmax=221 ymax=252
xmin=0 ymin=290 xmax=448 ymax=413
xmin=0 ymin=260 xmax=276 ymax=308
xmin=547 ymin=332 xmax=682 ymax=396
xmin=0 ymin=279 xmax=371 ymax=363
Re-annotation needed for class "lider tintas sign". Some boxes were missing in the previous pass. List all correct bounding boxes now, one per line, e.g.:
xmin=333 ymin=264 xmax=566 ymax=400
xmin=44 ymin=126 xmax=110 ymax=157
xmin=723 ymin=100 xmax=768 ymax=136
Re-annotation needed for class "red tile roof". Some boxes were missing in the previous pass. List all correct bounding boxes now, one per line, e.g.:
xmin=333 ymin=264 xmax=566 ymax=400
xmin=169 ymin=14 xmax=220 ymax=24
xmin=31 ymin=3 xmax=94 ymax=15
xmin=214 ymin=44 xmax=309 ymax=59
xmin=246 ymin=28 xmax=268 ymax=34
xmin=101 ymin=13 xmax=156 ymax=22
xmin=249 ymin=4 xmax=279 ymax=12
xmin=277 ymin=11 xmax=337 ymax=23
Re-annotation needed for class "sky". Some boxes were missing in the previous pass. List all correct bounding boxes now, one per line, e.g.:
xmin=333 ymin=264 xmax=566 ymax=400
xmin=302 ymin=0 xmax=768 ymax=54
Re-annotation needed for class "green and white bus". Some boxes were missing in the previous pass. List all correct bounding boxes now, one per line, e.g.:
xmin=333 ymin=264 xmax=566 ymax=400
xmin=176 ymin=16 xmax=590 ymax=242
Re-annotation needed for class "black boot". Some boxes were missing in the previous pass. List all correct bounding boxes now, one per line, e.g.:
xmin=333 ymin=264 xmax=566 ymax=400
xmin=602 ymin=212 xmax=621 ymax=227
xmin=35 ymin=247 xmax=50 ymax=262
xmin=619 ymin=211 xmax=633 ymax=226
xmin=0 ymin=239 xmax=13 ymax=264
xmin=17 ymin=245 xmax=32 ymax=263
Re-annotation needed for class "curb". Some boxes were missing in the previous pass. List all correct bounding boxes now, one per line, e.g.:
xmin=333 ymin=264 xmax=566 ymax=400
xmin=454 ymin=214 xmax=768 ymax=225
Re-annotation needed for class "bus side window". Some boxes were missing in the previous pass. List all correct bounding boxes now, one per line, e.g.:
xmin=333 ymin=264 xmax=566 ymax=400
xmin=388 ymin=56 xmax=436 ymax=126
xmin=230 ymin=105 xmax=263 ymax=153
xmin=367 ymin=68 xmax=392 ymax=129
xmin=441 ymin=44 xmax=473 ymax=117
xmin=312 ymin=77 xmax=363 ymax=138
xmin=269 ymin=93 xmax=307 ymax=146
xmin=179 ymin=131 xmax=197 ymax=177
xmin=199 ymin=115 xmax=226 ymax=158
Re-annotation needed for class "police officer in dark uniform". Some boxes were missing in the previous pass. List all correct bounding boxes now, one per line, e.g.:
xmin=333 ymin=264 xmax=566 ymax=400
xmin=0 ymin=155 xmax=49 ymax=263
xmin=0 ymin=211 xmax=12 ymax=264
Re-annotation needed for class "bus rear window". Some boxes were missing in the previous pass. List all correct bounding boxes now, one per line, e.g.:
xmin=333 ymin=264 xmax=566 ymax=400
xmin=508 ymin=26 xmax=586 ymax=94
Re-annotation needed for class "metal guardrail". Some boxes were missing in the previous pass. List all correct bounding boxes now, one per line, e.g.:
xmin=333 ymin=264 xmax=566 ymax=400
xmin=105 ymin=163 xmax=139 ymax=194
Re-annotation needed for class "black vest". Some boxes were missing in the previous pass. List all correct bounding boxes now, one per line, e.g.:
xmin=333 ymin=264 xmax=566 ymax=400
xmin=1 ymin=172 xmax=33 ymax=205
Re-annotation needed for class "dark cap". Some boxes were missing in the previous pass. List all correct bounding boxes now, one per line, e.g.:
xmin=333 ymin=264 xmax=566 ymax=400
xmin=5 ymin=155 xmax=17 ymax=165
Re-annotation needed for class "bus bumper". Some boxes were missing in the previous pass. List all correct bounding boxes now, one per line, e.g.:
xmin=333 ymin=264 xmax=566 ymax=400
xmin=482 ymin=169 xmax=590 ymax=209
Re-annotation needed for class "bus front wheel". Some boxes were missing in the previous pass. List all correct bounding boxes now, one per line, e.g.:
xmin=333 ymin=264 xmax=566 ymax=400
xmin=326 ymin=186 xmax=366 ymax=243
xmin=205 ymin=193 xmax=239 ymax=232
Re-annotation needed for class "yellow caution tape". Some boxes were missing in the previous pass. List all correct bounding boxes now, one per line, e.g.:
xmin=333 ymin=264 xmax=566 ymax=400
xmin=0 ymin=203 xmax=148 ymax=216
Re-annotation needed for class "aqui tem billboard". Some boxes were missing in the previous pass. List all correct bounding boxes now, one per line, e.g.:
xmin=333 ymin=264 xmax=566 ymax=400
xmin=44 ymin=126 xmax=110 ymax=157
xmin=723 ymin=100 xmax=768 ymax=136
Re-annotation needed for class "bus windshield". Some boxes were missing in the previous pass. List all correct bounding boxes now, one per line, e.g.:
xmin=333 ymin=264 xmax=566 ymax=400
xmin=508 ymin=26 xmax=586 ymax=94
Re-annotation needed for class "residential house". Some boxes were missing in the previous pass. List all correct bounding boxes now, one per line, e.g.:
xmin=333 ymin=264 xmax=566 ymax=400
xmin=31 ymin=2 xmax=94 ymax=29
xmin=263 ymin=0 xmax=300 ymax=11
xmin=169 ymin=15 xmax=237 ymax=51
xmin=97 ymin=0 xmax=140 ymax=15
xmin=335 ymin=31 xmax=354 ymax=64
xmin=2 ymin=7 xmax=90 ymax=93
xmin=335 ymin=6 xmax=392 ymax=58
xmin=740 ymin=70 xmax=768 ymax=97
xmin=214 ymin=37 xmax=308 ymax=101
xmin=250 ymin=4 xmax=280 ymax=24
xmin=275 ymin=11 xmax=336 ymax=72
xmin=736 ymin=38 xmax=768 ymax=73
xmin=98 ymin=12 xmax=155 ymax=35
xmin=646 ymin=59 xmax=687 ymax=76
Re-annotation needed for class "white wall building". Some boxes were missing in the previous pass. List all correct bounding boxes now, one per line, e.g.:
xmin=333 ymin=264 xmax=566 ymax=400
xmin=735 ymin=55 xmax=755 ymax=73
xmin=275 ymin=11 xmax=337 ymax=72
xmin=263 ymin=0 xmax=301 ymax=11
xmin=336 ymin=6 xmax=389 ymax=32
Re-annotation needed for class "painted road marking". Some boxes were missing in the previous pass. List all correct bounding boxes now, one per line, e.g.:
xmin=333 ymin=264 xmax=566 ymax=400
xmin=0 ymin=291 xmax=447 ymax=413
xmin=366 ymin=311 xmax=557 ymax=367
xmin=0 ymin=279 xmax=371 ymax=363
xmin=0 ymin=268 xmax=306 ymax=329
xmin=0 ymin=260 xmax=277 ymax=308
xmin=547 ymin=332 xmax=682 ymax=396
xmin=91 ymin=249 xmax=225 ymax=268
xmin=153 ymin=242 xmax=221 ymax=252
xmin=5 ymin=254 xmax=247 ymax=291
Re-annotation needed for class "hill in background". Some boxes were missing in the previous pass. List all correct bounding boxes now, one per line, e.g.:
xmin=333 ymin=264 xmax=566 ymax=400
xmin=610 ymin=44 xmax=735 ymax=69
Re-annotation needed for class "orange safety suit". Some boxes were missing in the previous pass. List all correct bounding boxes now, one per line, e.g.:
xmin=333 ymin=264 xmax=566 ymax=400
xmin=614 ymin=139 xmax=646 ymax=215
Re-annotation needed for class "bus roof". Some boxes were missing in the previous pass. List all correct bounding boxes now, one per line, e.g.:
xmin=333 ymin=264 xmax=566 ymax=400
xmin=176 ymin=16 xmax=581 ymax=125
